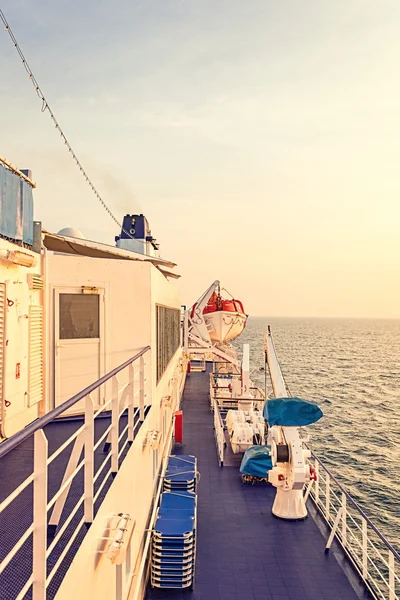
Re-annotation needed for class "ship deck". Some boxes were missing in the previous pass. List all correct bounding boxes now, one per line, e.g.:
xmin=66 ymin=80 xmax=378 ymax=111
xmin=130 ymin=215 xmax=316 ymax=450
xmin=147 ymin=368 xmax=371 ymax=600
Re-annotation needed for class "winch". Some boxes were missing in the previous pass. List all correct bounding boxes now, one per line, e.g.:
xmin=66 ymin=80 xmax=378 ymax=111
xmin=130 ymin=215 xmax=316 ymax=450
xmin=264 ymin=328 xmax=323 ymax=519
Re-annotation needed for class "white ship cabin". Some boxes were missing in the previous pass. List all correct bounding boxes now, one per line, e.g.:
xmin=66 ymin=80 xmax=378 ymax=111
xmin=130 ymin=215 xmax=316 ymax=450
xmin=0 ymin=160 xmax=184 ymax=439
xmin=44 ymin=226 xmax=182 ymax=415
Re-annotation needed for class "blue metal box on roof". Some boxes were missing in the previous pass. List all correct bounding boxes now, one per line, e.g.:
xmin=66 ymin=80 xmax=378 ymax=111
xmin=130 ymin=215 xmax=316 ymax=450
xmin=0 ymin=163 xmax=34 ymax=246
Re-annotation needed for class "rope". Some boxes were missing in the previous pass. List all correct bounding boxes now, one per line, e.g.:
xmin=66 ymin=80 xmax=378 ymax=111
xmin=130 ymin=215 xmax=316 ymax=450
xmin=0 ymin=8 xmax=135 ymax=240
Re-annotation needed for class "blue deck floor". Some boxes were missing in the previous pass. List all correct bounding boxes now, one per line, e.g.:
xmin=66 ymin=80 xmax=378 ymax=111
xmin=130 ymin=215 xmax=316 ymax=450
xmin=147 ymin=369 xmax=371 ymax=600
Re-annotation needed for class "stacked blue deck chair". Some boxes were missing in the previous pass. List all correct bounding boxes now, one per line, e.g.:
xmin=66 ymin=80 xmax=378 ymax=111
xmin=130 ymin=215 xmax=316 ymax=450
xmin=151 ymin=456 xmax=198 ymax=589
xmin=163 ymin=455 xmax=197 ymax=493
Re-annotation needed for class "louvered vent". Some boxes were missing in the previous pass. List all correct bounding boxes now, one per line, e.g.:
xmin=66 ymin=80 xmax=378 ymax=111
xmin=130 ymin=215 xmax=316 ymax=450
xmin=27 ymin=273 xmax=44 ymax=290
xmin=0 ymin=284 xmax=5 ymax=422
xmin=29 ymin=305 xmax=43 ymax=407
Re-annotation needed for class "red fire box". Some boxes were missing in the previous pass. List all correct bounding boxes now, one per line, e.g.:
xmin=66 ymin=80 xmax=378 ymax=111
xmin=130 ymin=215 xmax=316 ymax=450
xmin=174 ymin=410 xmax=183 ymax=443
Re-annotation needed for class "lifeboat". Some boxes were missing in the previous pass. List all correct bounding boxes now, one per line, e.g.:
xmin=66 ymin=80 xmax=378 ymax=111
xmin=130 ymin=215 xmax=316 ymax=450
xmin=191 ymin=292 xmax=247 ymax=343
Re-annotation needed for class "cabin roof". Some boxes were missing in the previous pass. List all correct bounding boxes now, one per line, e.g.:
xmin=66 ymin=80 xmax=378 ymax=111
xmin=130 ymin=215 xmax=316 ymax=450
xmin=42 ymin=230 xmax=180 ymax=278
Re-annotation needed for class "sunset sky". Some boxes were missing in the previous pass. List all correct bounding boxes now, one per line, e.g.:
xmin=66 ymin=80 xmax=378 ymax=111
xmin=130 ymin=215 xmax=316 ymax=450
xmin=1 ymin=0 xmax=400 ymax=317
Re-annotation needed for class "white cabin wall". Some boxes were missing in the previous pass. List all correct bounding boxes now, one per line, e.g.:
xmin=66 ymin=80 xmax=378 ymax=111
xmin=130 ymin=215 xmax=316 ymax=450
xmin=46 ymin=254 xmax=182 ymax=411
xmin=46 ymin=254 xmax=153 ymax=410
xmin=0 ymin=240 xmax=43 ymax=438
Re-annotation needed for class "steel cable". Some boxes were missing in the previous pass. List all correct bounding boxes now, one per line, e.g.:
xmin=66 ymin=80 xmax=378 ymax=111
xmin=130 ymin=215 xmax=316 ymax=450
xmin=0 ymin=8 xmax=136 ymax=239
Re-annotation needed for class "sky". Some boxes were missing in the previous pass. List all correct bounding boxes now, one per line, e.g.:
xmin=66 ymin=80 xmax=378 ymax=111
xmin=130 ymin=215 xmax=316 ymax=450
xmin=1 ymin=0 xmax=400 ymax=317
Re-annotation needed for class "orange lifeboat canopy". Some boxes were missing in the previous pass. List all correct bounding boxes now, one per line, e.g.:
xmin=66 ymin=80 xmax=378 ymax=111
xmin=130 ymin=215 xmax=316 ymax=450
xmin=203 ymin=297 xmax=245 ymax=315
xmin=190 ymin=294 xmax=245 ymax=317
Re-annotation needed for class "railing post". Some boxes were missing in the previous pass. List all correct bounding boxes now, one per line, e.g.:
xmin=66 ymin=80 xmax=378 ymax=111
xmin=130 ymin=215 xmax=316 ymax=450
xmin=362 ymin=517 xmax=368 ymax=580
xmin=303 ymin=479 xmax=314 ymax=503
xmin=49 ymin=435 xmax=84 ymax=529
xmin=389 ymin=550 xmax=395 ymax=600
xmin=116 ymin=563 xmax=123 ymax=600
xmin=171 ymin=378 xmax=176 ymax=412
xmin=341 ymin=492 xmax=347 ymax=547
xmin=33 ymin=430 xmax=48 ymax=600
xmin=84 ymin=393 xmax=94 ymax=524
xmin=325 ymin=472 xmax=330 ymax=521
xmin=111 ymin=375 xmax=119 ymax=474
xmin=315 ymin=461 xmax=320 ymax=503
xmin=326 ymin=507 xmax=343 ymax=550
xmin=184 ymin=311 xmax=189 ymax=350
xmin=128 ymin=363 xmax=135 ymax=442
xmin=139 ymin=356 xmax=145 ymax=422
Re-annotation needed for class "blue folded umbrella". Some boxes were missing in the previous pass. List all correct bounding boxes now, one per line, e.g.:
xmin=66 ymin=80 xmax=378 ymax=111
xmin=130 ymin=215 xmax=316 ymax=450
xmin=240 ymin=445 xmax=273 ymax=478
xmin=263 ymin=397 xmax=323 ymax=426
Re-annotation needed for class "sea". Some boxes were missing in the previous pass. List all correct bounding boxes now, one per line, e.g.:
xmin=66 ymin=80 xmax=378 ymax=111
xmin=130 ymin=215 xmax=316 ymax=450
xmin=234 ymin=316 xmax=400 ymax=549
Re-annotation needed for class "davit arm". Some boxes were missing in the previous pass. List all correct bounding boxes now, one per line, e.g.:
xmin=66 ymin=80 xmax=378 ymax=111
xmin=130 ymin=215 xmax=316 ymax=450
xmin=264 ymin=327 xmax=315 ymax=520
xmin=187 ymin=280 xmax=220 ymax=346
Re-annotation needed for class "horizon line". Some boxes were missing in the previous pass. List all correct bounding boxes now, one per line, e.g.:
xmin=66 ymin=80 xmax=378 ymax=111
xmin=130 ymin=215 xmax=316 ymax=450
xmin=249 ymin=315 xmax=400 ymax=320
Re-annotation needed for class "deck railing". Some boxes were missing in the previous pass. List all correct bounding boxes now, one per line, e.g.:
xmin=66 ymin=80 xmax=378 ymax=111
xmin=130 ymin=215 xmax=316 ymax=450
xmin=0 ymin=346 xmax=151 ymax=600
xmin=212 ymin=396 xmax=225 ymax=466
xmin=306 ymin=450 xmax=400 ymax=600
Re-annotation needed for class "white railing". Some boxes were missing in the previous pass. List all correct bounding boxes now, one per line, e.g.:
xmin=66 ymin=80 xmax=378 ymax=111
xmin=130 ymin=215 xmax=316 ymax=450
xmin=190 ymin=357 xmax=206 ymax=372
xmin=50 ymin=350 xmax=188 ymax=600
xmin=306 ymin=451 xmax=400 ymax=600
xmin=0 ymin=347 xmax=151 ymax=600
xmin=212 ymin=397 xmax=225 ymax=466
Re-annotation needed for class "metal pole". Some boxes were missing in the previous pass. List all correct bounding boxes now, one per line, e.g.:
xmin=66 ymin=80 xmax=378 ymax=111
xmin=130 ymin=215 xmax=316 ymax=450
xmin=49 ymin=435 xmax=84 ymax=528
xmin=139 ymin=356 xmax=145 ymax=422
xmin=315 ymin=461 xmax=320 ymax=504
xmin=33 ymin=430 xmax=48 ymax=600
xmin=111 ymin=376 xmax=119 ymax=474
xmin=326 ymin=507 xmax=343 ymax=550
xmin=325 ymin=472 xmax=330 ymax=521
xmin=84 ymin=393 xmax=94 ymax=524
xmin=389 ymin=550 xmax=395 ymax=600
xmin=128 ymin=363 xmax=135 ymax=442
xmin=341 ymin=492 xmax=347 ymax=547
xmin=362 ymin=517 xmax=368 ymax=580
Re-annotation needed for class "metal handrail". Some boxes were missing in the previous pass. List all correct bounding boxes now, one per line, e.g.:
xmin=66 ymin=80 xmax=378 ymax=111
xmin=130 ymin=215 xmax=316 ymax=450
xmin=0 ymin=345 xmax=150 ymax=460
xmin=309 ymin=448 xmax=400 ymax=562
xmin=212 ymin=397 xmax=225 ymax=466
xmin=307 ymin=457 xmax=400 ymax=600
xmin=0 ymin=345 xmax=153 ymax=600
xmin=214 ymin=399 xmax=225 ymax=430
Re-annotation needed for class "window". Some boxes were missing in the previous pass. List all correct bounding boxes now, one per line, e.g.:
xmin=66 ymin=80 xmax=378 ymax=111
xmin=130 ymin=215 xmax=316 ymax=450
xmin=156 ymin=306 xmax=180 ymax=382
xmin=59 ymin=294 xmax=99 ymax=339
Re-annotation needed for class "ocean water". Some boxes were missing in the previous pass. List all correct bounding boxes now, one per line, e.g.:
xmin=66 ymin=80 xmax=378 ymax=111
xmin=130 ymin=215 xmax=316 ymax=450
xmin=234 ymin=316 xmax=400 ymax=548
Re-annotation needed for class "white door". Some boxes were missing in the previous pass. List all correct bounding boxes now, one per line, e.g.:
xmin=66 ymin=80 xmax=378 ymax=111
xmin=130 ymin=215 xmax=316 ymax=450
xmin=54 ymin=288 xmax=105 ymax=412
